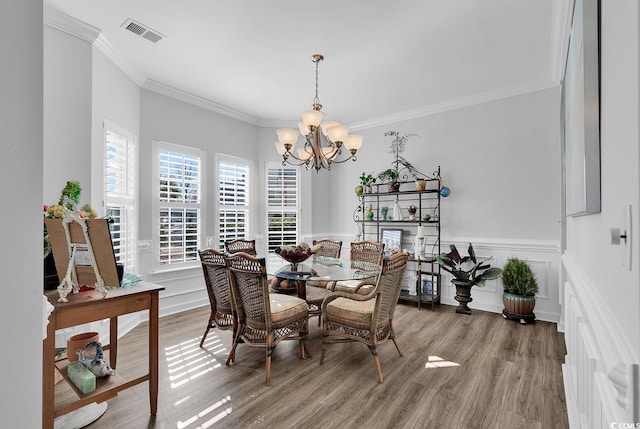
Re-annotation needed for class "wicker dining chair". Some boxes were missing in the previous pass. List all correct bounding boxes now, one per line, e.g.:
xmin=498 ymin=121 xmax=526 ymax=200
xmin=224 ymin=238 xmax=257 ymax=256
xmin=226 ymin=252 xmax=311 ymax=386
xmin=320 ymin=251 xmax=409 ymax=383
xmin=330 ymin=240 xmax=385 ymax=294
xmin=305 ymin=239 xmax=343 ymax=326
xmin=197 ymin=249 xmax=236 ymax=348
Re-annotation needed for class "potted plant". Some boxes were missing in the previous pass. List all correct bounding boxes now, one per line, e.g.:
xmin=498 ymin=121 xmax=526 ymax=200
xmin=436 ymin=243 xmax=502 ymax=314
xmin=356 ymin=172 xmax=376 ymax=194
xmin=501 ymin=258 xmax=538 ymax=323
xmin=376 ymin=131 xmax=421 ymax=192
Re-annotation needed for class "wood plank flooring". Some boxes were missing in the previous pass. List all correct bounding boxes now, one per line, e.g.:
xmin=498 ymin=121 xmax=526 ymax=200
xmin=75 ymin=303 xmax=568 ymax=428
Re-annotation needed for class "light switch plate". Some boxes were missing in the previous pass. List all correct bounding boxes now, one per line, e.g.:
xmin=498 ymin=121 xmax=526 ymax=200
xmin=622 ymin=205 xmax=632 ymax=270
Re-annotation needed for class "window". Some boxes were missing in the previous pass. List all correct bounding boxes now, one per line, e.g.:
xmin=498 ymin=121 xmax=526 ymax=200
xmin=104 ymin=121 xmax=137 ymax=273
xmin=266 ymin=165 xmax=299 ymax=252
xmin=153 ymin=141 xmax=204 ymax=269
xmin=217 ymin=156 xmax=250 ymax=250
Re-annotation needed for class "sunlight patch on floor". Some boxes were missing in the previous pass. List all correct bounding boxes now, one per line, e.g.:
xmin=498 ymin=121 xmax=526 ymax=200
xmin=165 ymin=336 xmax=225 ymax=389
xmin=176 ymin=395 xmax=232 ymax=429
xmin=424 ymin=355 xmax=460 ymax=369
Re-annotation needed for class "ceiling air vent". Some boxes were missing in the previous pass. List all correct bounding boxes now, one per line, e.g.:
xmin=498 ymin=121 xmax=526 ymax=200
xmin=121 ymin=18 xmax=165 ymax=43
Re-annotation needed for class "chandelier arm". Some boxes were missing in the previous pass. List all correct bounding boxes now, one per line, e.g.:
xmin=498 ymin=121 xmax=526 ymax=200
xmin=328 ymin=154 xmax=357 ymax=164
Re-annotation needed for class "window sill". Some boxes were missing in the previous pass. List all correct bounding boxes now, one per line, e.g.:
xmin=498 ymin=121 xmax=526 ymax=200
xmin=149 ymin=263 xmax=200 ymax=275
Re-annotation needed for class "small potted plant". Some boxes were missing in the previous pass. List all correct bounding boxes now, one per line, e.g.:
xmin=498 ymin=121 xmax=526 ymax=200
xmin=501 ymin=258 xmax=538 ymax=323
xmin=376 ymin=131 xmax=421 ymax=192
xmin=437 ymin=243 xmax=502 ymax=314
xmin=356 ymin=172 xmax=376 ymax=194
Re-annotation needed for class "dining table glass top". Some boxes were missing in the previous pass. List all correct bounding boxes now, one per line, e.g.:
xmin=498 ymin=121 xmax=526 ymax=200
xmin=266 ymin=253 xmax=381 ymax=282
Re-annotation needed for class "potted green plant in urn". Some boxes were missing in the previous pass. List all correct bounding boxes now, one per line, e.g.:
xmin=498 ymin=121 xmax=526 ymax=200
xmin=437 ymin=243 xmax=502 ymax=314
xmin=501 ymin=258 xmax=538 ymax=324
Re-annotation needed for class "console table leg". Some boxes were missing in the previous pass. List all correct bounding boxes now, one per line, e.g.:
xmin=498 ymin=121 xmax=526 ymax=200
xmin=149 ymin=291 xmax=159 ymax=415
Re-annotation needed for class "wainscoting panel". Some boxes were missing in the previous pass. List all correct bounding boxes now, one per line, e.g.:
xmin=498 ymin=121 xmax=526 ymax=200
xmin=562 ymin=252 xmax=639 ymax=428
xmin=439 ymin=238 xmax=561 ymax=322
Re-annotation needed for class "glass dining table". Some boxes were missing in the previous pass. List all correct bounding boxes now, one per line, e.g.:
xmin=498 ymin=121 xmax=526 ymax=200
xmin=265 ymin=253 xmax=381 ymax=300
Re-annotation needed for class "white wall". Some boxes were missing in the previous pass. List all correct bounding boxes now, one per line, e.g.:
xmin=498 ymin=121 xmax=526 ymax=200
xmin=43 ymin=25 xmax=92 ymax=204
xmin=328 ymin=87 xmax=563 ymax=321
xmin=561 ymin=0 xmax=640 ymax=426
xmin=1 ymin=1 xmax=43 ymax=426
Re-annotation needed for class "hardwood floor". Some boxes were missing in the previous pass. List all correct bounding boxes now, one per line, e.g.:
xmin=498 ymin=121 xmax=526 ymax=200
xmin=76 ymin=303 xmax=568 ymax=428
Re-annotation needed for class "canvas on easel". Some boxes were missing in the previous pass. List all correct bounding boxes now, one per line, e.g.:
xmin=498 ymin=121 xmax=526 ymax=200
xmin=45 ymin=215 xmax=120 ymax=302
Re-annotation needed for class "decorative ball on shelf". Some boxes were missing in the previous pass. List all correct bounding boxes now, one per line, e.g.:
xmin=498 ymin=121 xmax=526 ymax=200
xmin=439 ymin=186 xmax=451 ymax=198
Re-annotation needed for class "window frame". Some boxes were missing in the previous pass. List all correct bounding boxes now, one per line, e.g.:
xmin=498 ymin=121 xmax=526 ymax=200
xmin=216 ymin=154 xmax=252 ymax=251
xmin=265 ymin=162 xmax=300 ymax=252
xmin=152 ymin=140 xmax=206 ymax=272
xmin=103 ymin=119 xmax=138 ymax=274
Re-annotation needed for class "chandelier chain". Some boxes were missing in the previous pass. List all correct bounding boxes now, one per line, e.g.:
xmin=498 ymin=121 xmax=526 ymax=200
xmin=313 ymin=56 xmax=321 ymax=109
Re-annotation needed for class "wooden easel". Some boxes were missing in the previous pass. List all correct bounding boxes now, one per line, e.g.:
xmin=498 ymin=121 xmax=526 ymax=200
xmin=45 ymin=198 xmax=120 ymax=302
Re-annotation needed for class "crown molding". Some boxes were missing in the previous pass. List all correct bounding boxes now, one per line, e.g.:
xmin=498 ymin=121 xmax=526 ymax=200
xmin=348 ymin=78 xmax=560 ymax=131
xmin=44 ymin=5 xmax=146 ymax=86
xmin=142 ymin=80 xmax=260 ymax=126
xmin=43 ymin=5 xmax=100 ymax=43
xmin=93 ymin=34 xmax=146 ymax=86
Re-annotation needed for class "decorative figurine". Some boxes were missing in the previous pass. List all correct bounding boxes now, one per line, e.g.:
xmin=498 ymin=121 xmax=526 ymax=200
xmin=380 ymin=206 xmax=388 ymax=220
xmin=78 ymin=340 xmax=116 ymax=377
xmin=407 ymin=205 xmax=417 ymax=220
xmin=366 ymin=204 xmax=374 ymax=220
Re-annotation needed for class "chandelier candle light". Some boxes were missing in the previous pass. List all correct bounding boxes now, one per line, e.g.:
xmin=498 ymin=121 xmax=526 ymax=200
xmin=275 ymin=54 xmax=363 ymax=172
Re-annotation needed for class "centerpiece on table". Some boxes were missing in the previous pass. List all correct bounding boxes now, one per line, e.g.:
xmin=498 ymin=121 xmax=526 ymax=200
xmin=275 ymin=242 xmax=323 ymax=271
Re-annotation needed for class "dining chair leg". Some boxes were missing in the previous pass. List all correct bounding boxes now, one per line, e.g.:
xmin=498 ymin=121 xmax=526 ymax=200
xmin=373 ymin=355 xmax=384 ymax=383
xmin=226 ymin=339 xmax=238 ymax=365
xmin=226 ymin=322 xmax=243 ymax=365
xmin=265 ymin=343 xmax=275 ymax=386
xmin=199 ymin=325 xmax=211 ymax=348
xmin=301 ymin=331 xmax=311 ymax=359
xmin=369 ymin=345 xmax=384 ymax=383
xmin=389 ymin=326 xmax=403 ymax=356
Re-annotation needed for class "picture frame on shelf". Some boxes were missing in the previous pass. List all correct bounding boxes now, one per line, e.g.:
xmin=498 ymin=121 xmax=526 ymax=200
xmin=422 ymin=278 xmax=436 ymax=295
xmin=381 ymin=228 xmax=403 ymax=254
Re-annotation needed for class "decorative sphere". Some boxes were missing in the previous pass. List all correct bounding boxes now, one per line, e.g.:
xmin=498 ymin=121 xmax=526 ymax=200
xmin=439 ymin=186 xmax=451 ymax=197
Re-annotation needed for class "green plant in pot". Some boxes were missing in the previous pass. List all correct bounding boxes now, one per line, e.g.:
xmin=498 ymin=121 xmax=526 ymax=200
xmin=376 ymin=131 xmax=421 ymax=192
xmin=356 ymin=172 xmax=376 ymax=195
xmin=437 ymin=243 xmax=502 ymax=314
xmin=501 ymin=258 xmax=538 ymax=323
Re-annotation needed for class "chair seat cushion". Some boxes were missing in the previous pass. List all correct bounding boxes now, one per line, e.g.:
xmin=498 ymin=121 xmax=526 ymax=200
xmin=306 ymin=279 xmax=328 ymax=288
xmin=325 ymin=297 xmax=374 ymax=330
xmin=333 ymin=280 xmax=374 ymax=295
xmin=305 ymin=285 xmax=332 ymax=304
xmin=268 ymin=293 xmax=309 ymax=328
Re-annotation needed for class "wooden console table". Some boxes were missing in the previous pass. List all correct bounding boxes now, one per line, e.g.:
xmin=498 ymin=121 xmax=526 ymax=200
xmin=43 ymin=282 xmax=165 ymax=429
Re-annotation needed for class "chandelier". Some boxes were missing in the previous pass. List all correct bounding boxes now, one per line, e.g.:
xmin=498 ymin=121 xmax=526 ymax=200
xmin=275 ymin=54 xmax=363 ymax=172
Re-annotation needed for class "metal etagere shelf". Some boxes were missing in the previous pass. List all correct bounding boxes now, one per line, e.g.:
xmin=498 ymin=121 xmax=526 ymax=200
xmin=353 ymin=166 xmax=442 ymax=310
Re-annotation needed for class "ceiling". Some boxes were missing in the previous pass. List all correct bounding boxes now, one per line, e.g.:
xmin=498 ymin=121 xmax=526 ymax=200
xmin=44 ymin=0 xmax=572 ymax=129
